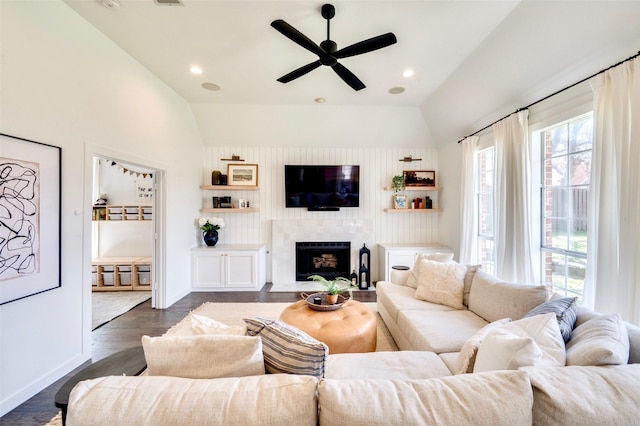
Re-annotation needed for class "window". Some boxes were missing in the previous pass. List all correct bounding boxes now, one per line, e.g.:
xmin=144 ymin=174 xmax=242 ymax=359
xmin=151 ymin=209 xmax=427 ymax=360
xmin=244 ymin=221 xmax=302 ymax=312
xmin=538 ymin=113 xmax=592 ymax=302
xmin=477 ymin=147 xmax=495 ymax=274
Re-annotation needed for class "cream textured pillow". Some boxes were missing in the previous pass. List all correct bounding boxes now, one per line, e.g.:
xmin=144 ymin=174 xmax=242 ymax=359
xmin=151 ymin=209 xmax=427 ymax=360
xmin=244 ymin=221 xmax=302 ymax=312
xmin=405 ymin=252 xmax=455 ymax=289
xmin=142 ymin=334 xmax=264 ymax=378
xmin=456 ymin=318 xmax=511 ymax=374
xmin=565 ymin=313 xmax=630 ymax=366
xmin=414 ymin=259 xmax=467 ymax=309
xmin=473 ymin=313 xmax=565 ymax=372
xmin=468 ymin=269 xmax=549 ymax=322
xmin=244 ymin=317 xmax=328 ymax=378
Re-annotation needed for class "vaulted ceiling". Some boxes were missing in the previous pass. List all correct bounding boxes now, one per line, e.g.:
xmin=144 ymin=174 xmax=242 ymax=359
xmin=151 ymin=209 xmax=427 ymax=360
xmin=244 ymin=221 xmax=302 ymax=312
xmin=63 ymin=0 xmax=640 ymax=145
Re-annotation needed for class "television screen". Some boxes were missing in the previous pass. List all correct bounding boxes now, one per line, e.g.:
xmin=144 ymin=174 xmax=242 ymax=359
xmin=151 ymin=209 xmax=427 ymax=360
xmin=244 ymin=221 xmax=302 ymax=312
xmin=285 ymin=165 xmax=360 ymax=209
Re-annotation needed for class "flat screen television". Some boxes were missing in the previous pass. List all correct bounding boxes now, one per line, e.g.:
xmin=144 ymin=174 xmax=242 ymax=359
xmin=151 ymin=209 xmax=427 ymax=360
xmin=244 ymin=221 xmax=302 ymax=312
xmin=285 ymin=165 xmax=360 ymax=209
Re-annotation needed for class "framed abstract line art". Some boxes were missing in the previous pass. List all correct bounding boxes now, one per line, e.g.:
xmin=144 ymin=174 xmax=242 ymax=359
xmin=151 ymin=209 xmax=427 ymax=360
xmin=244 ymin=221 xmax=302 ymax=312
xmin=227 ymin=163 xmax=258 ymax=186
xmin=403 ymin=170 xmax=436 ymax=187
xmin=0 ymin=133 xmax=62 ymax=305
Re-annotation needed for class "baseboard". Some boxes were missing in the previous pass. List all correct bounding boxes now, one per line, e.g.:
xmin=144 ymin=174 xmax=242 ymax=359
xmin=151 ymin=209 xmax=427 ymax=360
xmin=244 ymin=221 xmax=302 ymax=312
xmin=0 ymin=352 xmax=89 ymax=417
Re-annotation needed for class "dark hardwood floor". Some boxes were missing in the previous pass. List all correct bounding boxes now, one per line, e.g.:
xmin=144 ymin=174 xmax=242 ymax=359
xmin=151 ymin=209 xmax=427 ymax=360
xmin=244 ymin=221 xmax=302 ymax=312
xmin=0 ymin=285 xmax=376 ymax=425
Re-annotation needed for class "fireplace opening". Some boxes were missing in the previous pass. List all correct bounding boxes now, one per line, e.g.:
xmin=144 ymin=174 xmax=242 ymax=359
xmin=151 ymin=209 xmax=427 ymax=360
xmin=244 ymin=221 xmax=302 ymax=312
xmin=296 ymin=241 xmax=351 ymax=282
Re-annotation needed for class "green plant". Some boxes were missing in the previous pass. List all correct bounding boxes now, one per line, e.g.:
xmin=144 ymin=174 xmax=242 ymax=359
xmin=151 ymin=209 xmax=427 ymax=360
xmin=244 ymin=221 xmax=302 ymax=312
xmin=391 ymin=175 xmax=405 ymax=193
xmin=307 ymin=275 xmax=356 ymax=298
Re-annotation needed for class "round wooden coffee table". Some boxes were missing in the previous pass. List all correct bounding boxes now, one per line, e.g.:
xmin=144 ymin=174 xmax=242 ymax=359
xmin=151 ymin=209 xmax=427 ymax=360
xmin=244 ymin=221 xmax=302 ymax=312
xmin=279 ymin=299 xmax=377 ymax=354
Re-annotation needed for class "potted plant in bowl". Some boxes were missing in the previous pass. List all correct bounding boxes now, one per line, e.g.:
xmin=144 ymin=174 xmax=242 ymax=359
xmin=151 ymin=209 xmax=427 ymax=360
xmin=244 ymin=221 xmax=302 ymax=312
xmin=307 ymin=275 xmax=357 ymax=304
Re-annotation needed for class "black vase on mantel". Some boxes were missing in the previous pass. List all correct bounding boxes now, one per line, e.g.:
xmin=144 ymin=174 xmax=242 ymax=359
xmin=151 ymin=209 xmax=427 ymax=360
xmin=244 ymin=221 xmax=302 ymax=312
xmin=203 ymin=229 xmax=219 ymax=247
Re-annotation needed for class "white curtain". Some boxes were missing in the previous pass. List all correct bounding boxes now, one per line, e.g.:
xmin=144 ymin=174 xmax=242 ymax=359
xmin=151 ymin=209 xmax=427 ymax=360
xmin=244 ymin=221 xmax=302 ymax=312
xmin=459 ymin=136 xmax=479 ymax=264
xmin=584 ymin=56 xmax=640 ymax=325
xmin=492 ymin=110 xmax=534 ymax=283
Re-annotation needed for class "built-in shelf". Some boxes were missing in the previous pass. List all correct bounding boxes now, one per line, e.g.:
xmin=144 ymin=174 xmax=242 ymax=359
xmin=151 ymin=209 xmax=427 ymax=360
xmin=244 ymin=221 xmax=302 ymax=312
xmin=383 ymin=208 xmax=443 ymax=213
xmin=200 ymin=208 xmax=259 ymax=213
xmin=201 ymin=185 xmax=258 ymax=191
xmin=383 ymin=186 xmax=441 ymax=191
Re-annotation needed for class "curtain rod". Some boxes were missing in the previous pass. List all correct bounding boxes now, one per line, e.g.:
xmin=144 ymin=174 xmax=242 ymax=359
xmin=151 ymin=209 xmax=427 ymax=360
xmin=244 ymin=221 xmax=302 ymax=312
xmin=457 ymin=50 xmax=640 ymax=144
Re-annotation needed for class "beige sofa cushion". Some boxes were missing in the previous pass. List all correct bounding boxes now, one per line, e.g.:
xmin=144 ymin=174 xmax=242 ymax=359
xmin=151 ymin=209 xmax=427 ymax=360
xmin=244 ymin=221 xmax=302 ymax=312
xmin=141 ymin=334 xmax=264 ymax=378
xmin=456 ymin=318 xmax=511 ymax=374
xmin=376 ymin=281 xmax=456 ymax=325
xmin=462 ymin=264 xmax=481 ymax=307
xmin=468 ymin=269 xmax=549 ymax=322
xmin=405 ymin=252 xmax=455 ymax=289
xmin=326 ymin=351 xmax=451 ymax=380
xmin=473 ymin=313 xmax=566 ymax=372
xmin=318 ymin=371 xmax=532 ymax=426
xmin=565 ymin=313 xmax=629 ymax=366
xmin=67 ymin=375 xmax=319 ymax=426
xmin=523 ymin=365 xmax=640 ymax=425
xmin=414 ymin=260 xmax=467 ymax=309
xmin=398 ymin=309 xmax=488 ymax=353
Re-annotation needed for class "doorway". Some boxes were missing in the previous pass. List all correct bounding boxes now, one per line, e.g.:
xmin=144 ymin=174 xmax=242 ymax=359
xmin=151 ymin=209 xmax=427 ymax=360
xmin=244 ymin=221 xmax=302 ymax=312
xmin=88 ymin=153 xmax=164 ymax=324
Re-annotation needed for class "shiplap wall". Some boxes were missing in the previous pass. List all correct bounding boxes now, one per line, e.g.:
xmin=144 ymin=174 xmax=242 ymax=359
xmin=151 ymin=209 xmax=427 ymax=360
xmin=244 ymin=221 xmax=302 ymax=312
xmin=203 ymin=146 xmax=445 ymax=281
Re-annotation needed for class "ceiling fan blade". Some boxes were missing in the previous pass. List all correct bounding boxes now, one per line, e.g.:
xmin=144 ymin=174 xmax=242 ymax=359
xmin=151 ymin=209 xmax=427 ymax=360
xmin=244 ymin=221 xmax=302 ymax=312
xmin=277 ymin=60 xmax=322 ymax=83
xmin=334 ymin=33 xmax=397 ymax=59
xmin=271 ymin=19 xmax=326 ymax=58
xmin=331 ymin=62 xmax=365 ymax=91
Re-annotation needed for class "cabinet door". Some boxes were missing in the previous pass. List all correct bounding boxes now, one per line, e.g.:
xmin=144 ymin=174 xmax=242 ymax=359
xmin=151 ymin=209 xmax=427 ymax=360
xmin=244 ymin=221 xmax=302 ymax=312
xmin=226 ymin=252 xmax=258 ymax=288
xmin=192 ymin=253 xmax=225 ymax=288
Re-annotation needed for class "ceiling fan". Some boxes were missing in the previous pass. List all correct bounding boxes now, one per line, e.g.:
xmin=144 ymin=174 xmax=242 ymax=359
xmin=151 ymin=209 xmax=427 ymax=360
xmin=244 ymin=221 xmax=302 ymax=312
xmin=271 ymin=3 xmax=397 ymax=91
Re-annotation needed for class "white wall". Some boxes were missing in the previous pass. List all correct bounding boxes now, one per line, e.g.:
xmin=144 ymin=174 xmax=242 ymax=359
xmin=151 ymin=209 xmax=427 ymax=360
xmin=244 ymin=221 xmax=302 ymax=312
xmin=0 ymin=1 xmax=204 ymax=415
xmin=201 ymin=146 xmax=445 ymax=282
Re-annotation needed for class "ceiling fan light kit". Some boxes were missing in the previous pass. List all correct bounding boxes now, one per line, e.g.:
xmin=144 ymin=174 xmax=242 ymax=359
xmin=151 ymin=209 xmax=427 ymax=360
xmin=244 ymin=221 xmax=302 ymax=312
xmin=271 ymin=3 xmax=397 ymax=91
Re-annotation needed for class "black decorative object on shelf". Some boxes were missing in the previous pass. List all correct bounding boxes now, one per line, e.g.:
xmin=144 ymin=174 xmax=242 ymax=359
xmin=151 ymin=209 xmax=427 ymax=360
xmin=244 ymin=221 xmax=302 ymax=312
xmin=203 ymin=229 xmax=219 ymax=247
xmin=359 ymin=244 xmax=371 ymax=289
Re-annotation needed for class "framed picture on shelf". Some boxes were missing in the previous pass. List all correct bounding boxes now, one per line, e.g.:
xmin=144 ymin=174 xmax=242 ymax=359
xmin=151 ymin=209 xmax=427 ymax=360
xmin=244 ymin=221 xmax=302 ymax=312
xmin=403 ymin=170 xmax=436 ymax=187
xmin=227 ymin=164 xmax=258 ymax=186
xmin=393 ymin=194 xmax=408 ymax=209
xmin=0 ymin=133 xmax=62 ymax=305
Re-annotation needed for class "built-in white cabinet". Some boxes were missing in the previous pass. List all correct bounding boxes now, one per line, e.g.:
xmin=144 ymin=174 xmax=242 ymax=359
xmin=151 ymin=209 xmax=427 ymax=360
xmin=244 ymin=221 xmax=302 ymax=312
xmin=378 ymin=243 xmax=453 ymax=282
xmin=191 ymin=244 xmax=266 ymax=291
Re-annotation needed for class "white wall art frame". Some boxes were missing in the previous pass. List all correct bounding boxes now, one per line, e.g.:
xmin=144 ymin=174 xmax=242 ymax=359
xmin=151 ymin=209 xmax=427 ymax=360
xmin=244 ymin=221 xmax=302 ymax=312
xmin=0 ymin=133 xmax=61 ymax=304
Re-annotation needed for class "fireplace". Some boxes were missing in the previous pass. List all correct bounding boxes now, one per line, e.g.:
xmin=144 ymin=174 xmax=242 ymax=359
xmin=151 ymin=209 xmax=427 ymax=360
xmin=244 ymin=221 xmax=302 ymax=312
xmin=296 ymin=242 xmax=351 ymax=282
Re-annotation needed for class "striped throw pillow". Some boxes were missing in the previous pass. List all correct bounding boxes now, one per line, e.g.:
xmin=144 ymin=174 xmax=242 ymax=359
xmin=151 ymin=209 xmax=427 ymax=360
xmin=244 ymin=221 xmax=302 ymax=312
xmin=244 ymin=317 xmax=328 ymax=378
xmin=524 ymin=297 xmax=578 ymax=343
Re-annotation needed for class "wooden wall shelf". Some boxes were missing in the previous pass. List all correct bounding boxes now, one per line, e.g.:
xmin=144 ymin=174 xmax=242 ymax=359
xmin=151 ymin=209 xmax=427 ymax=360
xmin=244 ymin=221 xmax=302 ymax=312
xmin=383 ymin=208 xmax=443 ymax=213
xmin=201 ymin=185 xmax=258 ymax=191
xmin=200 ymin=208 xmax=259 ymax=213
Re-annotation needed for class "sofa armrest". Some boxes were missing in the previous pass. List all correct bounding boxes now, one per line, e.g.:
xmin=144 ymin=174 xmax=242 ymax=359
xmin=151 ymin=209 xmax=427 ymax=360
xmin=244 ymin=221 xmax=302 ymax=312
xmin=390 ymin=269 xmax=411 ymax=285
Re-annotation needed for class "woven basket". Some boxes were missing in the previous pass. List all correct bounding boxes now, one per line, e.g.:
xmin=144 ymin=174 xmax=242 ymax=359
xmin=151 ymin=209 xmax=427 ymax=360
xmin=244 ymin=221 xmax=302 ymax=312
xmin=302 ymin=292 xmax=349 ymax=311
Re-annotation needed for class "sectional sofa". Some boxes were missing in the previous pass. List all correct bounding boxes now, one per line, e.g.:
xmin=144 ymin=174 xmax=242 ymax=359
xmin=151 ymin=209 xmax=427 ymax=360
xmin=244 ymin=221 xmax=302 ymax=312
xmin=66 ymin=259 xmax=640 ymax=425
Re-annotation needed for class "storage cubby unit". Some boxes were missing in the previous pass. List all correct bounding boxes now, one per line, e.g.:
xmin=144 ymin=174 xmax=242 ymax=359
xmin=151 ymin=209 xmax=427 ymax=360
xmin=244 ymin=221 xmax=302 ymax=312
xmin=92 ymin=205 xmax=152 ymax=221
xmin=200 ymin=184 xmax=259 ymax=212
xmin=91 ymin=256 xmax=152 ymax=291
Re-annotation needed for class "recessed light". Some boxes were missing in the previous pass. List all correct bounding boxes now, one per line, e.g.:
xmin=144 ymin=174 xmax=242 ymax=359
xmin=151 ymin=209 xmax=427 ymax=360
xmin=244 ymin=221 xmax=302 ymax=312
xmin=314 ymin=97 xmax=326 ymax=103
xmin=189 ymin=65 xmax=203 ymax=75
xmin=402 ymin=69 xmax=415 ymax=78
xmin=202 ymin=83 xmax=220 ymax=91
xmin=389 ymin=87 xmax=405 ymax=95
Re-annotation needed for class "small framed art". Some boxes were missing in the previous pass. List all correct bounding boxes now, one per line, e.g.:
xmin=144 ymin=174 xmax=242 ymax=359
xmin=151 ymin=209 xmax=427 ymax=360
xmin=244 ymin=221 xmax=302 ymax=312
xmin=393 ymin=194 xmax=408 ymax=209
xmin=403 ymin=170 xmax=436 ymax=187
xmin=227 ymin=164 xmax=258 ymax=186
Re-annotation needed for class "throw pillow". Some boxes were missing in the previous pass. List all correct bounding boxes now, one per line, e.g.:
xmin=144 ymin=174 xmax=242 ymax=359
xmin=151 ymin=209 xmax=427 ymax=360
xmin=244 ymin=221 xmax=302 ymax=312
xmin=473 ymin=312 xmax=565 ymax=372
xmin=190 ymin=314 xmax=247 ymax=335
xmin=468 ymin=269 xmax=549 ymax=322
xmin=524 ymin=297 xmax=577 ymax=343
xmin=565 ymin=313 xmax=630 ymax=366
xmin=244 ymin=317 xmax=329 ymax=378
xmin=456 ymin=318 xmax=511 ymax=374
xmin=414 ymin=259 xmax=467 ymax=309
xmin=405 ymin=252 xmax=455 ymax=289
xmin=142 ymin=334 xmax=264 ymax=379
xmin=463 ymin=264 xmax=482 ymax=307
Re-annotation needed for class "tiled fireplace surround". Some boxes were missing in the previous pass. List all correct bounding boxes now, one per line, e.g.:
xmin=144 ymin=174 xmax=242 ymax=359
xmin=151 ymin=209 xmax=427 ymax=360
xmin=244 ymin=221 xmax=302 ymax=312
xmin=272 ymin=219 xmax=373 ymax=288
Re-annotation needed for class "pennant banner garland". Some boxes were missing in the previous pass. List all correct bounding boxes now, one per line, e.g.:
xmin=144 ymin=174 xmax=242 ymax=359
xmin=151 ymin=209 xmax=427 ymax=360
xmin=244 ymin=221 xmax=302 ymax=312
xmin=110 ymin=160 xmax=153 ymax=179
